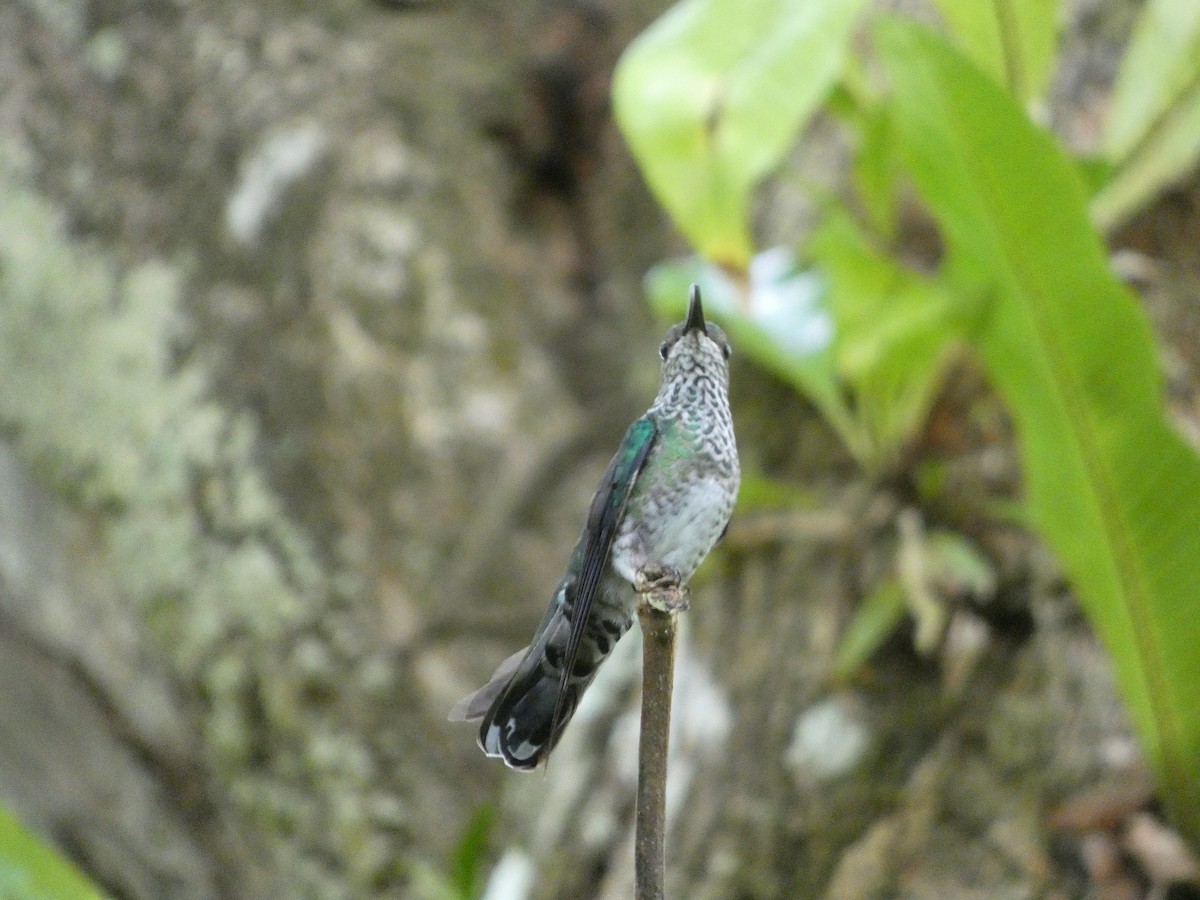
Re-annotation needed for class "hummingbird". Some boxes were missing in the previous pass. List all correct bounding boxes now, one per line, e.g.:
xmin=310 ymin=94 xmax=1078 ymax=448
xmin=449 ymin=285 xmax=739 ymax=769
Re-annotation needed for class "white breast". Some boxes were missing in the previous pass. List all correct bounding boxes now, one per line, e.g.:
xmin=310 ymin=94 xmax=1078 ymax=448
xmin=610 ymin=474 xmax=734 ymax=585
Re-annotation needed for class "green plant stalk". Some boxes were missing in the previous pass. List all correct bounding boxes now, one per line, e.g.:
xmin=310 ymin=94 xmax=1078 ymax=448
xmin=635 ymin=589 xmax=684 ymax=900
xmin=993 ymin=0 xmax=1026 ymax=99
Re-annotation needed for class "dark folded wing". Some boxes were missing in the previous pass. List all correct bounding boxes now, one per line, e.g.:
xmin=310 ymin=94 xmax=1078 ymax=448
xmin=548 ymin=415 xmax=657 ymax=744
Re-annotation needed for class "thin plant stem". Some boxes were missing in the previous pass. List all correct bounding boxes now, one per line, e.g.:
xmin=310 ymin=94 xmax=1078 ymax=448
xmin=635 ymin=585 xmax=686 ymax=900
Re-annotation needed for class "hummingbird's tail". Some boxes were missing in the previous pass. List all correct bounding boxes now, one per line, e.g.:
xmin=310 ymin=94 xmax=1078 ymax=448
xmin=448 ymin=595 xmax=630 ymax=770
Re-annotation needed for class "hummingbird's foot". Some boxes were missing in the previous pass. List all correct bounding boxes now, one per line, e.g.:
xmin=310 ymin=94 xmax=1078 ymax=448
xmin=634 ymin=564 xmax=690 ymax=613
xmin=634 ymin=562 xmax=682 ymax=592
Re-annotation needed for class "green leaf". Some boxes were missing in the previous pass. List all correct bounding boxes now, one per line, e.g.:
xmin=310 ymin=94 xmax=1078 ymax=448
xmin=809 ymin=210 xmax=964 ymax=469
xmin=1093 ymin=0 xmax=1200 ymax=230
xmin=449 ymin=805 xmax=493 ymax=898
xmin=613 ymin=0 xmax=867 ymax=269
xmin=879 ymin=19 xmax=1200 ymax=843
xmin=834 ymin=578 xmax=908 ymax=681
xmin=851 ymin=105 xmax=903 ymax=240
xmin=929 ymin=0 xmax=1060 ymax=101
xmin=0 ymin=803 xmax=108 ymax=900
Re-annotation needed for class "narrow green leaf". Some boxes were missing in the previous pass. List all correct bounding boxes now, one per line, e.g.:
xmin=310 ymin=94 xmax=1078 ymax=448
xmin=450 ymin=805 xmax=494 ymax=897
xmin=1093 ymin=0 xmax=1200 ymax=229
xmin=613 ymin=0 xmax=867 ymax=269
xmin=852 ymin=106 xmax=902 ymax=240
xmin=0 ymin=803 xmax=108 ymax=900
xmin=879 ymin=19 xmax=1200 ymax=843
xmin=834 ymin=578 xmax=908 ymax=681
xmin=929 ymin=0 xmax=1060 ymax=101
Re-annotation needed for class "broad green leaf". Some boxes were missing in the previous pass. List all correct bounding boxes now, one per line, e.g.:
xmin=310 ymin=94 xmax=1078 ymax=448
xmin=613 ymin=0 xmax=867 ymax=269
xmin=930 ymin=0 xmax=1060 ymax=101
xmin=1093 ymin=0 xmax=1200 ymax=229
xmin=879 ymin=19 xmax=1200 ymax=842
xmin=0 ymin=803 xmax=108 ymax=900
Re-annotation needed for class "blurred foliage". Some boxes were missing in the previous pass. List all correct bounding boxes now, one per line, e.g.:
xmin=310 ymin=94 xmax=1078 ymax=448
xmin=615 ymin=0 xmax=1200 ymax=846
xmin=0 ymin=802 xmax=107 ymax=900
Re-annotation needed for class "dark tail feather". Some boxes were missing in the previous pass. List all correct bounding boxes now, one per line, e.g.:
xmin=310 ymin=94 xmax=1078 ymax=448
xmin=449 ymin=636 xmax=581 ymax=770
xmin=449 ymin=591 xmax=631 ymax=769
xmin=478 ymin=662 xmax=583 ymax=770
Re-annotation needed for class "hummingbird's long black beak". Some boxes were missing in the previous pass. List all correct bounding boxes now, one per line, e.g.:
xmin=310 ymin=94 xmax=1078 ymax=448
xmin=684 ymin=284 xmax=706 ymax=333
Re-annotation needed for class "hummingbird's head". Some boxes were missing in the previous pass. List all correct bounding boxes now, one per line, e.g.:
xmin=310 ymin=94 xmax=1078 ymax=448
xmin=658 ymin=285 xmax=731 ymax=382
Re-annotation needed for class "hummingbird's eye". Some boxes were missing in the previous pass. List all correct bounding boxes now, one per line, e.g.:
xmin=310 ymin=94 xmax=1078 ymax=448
xmin=722 ymin=342 xmax=732 ymax=360
xmin=659 ymin=341 xmax=669 ymax=360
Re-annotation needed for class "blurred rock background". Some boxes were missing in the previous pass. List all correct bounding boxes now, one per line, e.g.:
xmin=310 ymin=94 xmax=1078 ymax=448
xmin=0 ymin=0 xmax=1196 ymax=898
